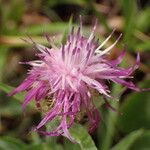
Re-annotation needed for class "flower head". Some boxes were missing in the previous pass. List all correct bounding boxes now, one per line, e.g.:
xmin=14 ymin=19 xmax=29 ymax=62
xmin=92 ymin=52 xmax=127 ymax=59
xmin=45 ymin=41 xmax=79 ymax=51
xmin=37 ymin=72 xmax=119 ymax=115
xmin=9 ymin=19 xmax=141 ymax=141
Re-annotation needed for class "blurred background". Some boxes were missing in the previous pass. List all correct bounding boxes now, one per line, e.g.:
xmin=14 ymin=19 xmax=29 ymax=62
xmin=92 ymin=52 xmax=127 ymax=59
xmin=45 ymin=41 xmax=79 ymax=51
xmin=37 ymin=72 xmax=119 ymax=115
xmin=0 ymin=0 xmax=150 ymax=150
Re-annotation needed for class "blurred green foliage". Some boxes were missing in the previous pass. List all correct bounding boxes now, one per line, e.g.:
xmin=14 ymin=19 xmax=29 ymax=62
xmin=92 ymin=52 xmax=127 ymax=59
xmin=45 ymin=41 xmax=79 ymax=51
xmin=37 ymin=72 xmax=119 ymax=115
xmin=118 ymin=80 xmax=150 ymax=133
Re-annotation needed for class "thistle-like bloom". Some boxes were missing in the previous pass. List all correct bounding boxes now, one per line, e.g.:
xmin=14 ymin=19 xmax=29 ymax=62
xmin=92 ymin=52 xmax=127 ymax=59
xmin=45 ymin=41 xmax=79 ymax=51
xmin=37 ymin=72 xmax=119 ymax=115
xmin=9 ymin=20 xmax=141 ymax=141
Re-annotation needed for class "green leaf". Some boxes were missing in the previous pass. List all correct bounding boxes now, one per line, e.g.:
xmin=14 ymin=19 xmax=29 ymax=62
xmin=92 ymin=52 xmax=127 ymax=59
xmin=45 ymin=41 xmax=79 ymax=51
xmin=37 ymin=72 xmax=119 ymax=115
xmin=135 ymin=41 xmax=150 ymax=51
xmin=61 ymin=15 xmax=73 ymax=44
xmin=21 ymin=23 xmax=69 ymax=35
xmin=0 ymin=82 xmax=24 ymax=101
xmin=0 ymin=0 xmax=25 ymax=34
xmin=118 ymin=79 xmax=150 ymax=133
xmin=9 ymin=0 xmax=25 ymax=23
xmin=130 ymin=130 xmax=150 ymax=150
xmin=0 ymin=136 xmax=27 ymax=150
xmin=45 ymin=0 xmax=85 ymax=7
xmin=0 ymin=99 xmax=21 ymax=116
xmin=70 ymin=124 xmax=97 ymax=150
xmin=86 ymin=0 xmax=110 ymax=31
xmin=100 ymin=84 xmax=122 ymax=150
xmin=20 ymin=22 xmax=89 ymax=36
xmin=122 ymin=0 xmax=137 ymax=49
xmin=30 ymin=132 xmax=42 ymax=145
xmin=23 ymin=144 xmax=43 ymax=150
xmin=0 ymin=46 xmax=8 ymax=80
xmin=64 ymin=139 xmax=81 ymax=150
xmin=111 ymin=129 xmax=144 ymax=150
xmin=0 ymin=82 xmax=34 ymax=108
xmin=24 ymin=143 xmax=64 ymax=150
xmin=136 ymin=8 xmax=150 ymax=32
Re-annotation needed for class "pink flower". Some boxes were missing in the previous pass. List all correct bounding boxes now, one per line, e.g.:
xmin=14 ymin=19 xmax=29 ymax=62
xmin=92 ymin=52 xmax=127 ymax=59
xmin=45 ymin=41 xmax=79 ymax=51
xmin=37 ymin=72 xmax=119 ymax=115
xmin=9 ymin=20 xmax=141 ymax=141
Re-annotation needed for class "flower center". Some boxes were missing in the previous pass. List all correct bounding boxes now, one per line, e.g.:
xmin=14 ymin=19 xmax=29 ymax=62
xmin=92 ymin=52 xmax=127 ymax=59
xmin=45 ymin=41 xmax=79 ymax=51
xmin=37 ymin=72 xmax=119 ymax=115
xmin=70 ymin=68 xmax=78 ymax=77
